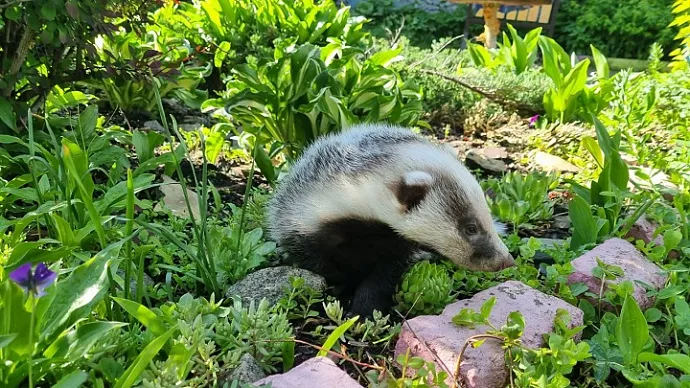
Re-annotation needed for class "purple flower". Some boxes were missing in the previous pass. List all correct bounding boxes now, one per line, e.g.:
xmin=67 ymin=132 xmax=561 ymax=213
xmin=10 ymin=263 xmax=57 ymax=297
xmin=529 ymin=115 xmax=540 ymax=128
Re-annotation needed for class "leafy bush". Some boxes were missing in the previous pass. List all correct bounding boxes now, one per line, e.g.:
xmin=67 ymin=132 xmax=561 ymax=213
xmin=153 ymin=0 xmax=370 ymax=91
xmin=669 ymin=0 xmax=690 ymax=70
xmin=205 ymin=43 xmax=424 ymax=180
xmin=353 ymin=0 xmax=467 ymax=48
xmin=554 ymin=0 xmax=676 ymax=60
xmin=0 ymin=1 xmax=158 ymax=131
xmin=395 ymin=260 xmax=455 ymax=316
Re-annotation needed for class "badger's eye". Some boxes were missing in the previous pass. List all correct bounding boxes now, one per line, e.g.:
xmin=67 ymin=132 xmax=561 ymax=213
xmin=465 ymin=224 xmax=478 ymax=235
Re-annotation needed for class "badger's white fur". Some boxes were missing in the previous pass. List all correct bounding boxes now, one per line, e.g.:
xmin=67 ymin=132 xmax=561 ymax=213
xmin=267 ymin=123 xmax=515 ymax=316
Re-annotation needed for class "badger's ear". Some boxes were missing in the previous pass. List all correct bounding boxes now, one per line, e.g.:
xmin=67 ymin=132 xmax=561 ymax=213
xmin=395 ymin=171 xmax=433 ymax=211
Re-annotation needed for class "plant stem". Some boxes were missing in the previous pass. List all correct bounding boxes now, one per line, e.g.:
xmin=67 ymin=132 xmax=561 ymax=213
xmin=28 ymin=295 xmax=35 ymax=388
xmin=453 ymin=334 xmax=505 ymax=386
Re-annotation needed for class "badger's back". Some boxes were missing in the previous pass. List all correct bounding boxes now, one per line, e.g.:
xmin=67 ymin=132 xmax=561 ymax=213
xmin=266 ymin=123 xmax=473 ymax=247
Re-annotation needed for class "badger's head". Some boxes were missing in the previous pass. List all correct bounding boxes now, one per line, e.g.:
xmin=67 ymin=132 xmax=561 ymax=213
xmin=390 ymin=169 xmax=515 ymax=272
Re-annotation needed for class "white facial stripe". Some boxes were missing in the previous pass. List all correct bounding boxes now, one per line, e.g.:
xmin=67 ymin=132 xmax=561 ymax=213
xmin=403 ymin=171 xmax=433 ymax=187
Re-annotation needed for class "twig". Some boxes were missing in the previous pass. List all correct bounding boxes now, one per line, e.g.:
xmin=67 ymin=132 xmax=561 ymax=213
xmin=452 ymin=334 xmax=505 ymax=385
xmin=393 ymin=309 xmax=456 ymax=382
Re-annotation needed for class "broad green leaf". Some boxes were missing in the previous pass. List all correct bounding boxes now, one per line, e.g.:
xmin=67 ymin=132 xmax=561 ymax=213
xmin=53 ymin=370 xmax=88 ymax=388
xmin=590 ymin=44 xmax=610 ymax=80
xmin=317 ymin=315 xmax=358 ymax=357
xmin=214 ymin=41 xmax=232 ymax=68
xmin=0 ymin=333 xmax=17 ymax=349
xmin=132 ymin=130 xmax=165 ymax=164
xmin=569 ymin=195 xmax=598 ymax=250
xmin=638 ymin=352 xmax=690 ymax=374
xmin=368 ymin=47 xmax=403 ymax=67
xmin=44 ymin=321 xmax=127 ymax=360
xmin=112 ymin=297 xmax=167 ymax=336
xmin=592 ymin=115 xmax=614 ymax=156
xmin=0 ymin=97 xmax=16 ymax=130
xmin=582 ymin=137 xmax=604 ymax=169
xmin=78 ymin=104 xmax=98 ymax=141
xmin=38 ymin=240 xmax=124 ymax=343
xmin=616 ymin=295 xmax=648 ymax=365
xmin=115 ymin=326 xmax=178 ymax=388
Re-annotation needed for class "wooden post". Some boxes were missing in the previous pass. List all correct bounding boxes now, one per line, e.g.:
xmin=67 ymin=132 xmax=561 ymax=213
xmin=482 ymin=2 xmax=501 ymax=49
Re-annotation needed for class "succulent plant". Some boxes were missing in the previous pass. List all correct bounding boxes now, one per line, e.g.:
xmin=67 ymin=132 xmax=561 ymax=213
xmin=395 ymin=260 xmax=457 ymax=316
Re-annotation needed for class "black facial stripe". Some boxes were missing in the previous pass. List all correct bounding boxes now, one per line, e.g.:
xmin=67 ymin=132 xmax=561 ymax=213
xmin=433 ymin=174 xmax=472 ymax=222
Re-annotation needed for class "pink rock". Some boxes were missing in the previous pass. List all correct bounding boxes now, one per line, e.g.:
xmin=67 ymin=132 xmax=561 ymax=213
xmin=625 ymin=216 xmax=664 ymax=246
xmin=567 ymin=238 xmax=667 ymax=310
xmin=394 ymin=281 xmax=583 ymax=388
xmin=253 ymin=357 xmax=362 ymax=388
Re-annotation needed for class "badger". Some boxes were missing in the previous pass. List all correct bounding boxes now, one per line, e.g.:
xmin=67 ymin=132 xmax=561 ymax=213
xmin=267 ymin=123 xmax=515 ymax=317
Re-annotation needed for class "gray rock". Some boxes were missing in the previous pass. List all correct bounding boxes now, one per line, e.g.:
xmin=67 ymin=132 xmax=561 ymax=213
xmin=226 ymin=266 xmax=327 ymax=306
xmin=465 ymin=150 xmax=507 ymax=173
xmin=229 ymin=353 xmax=266 ymax=384
xmin=143 ymin=120 xmax=166 ymax=133
xmin=115 ymin=269 xmax=154 ymax=296
xmin=553 ymin=215 xmax=571 ymax=230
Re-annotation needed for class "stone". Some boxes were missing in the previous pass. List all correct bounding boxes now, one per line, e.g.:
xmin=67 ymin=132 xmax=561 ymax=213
xmin=253 ymin=357 xmax=362 ymax=388
xmin=464 ymin=150 xmax=507 ymax=174
xmin=553 ymin=215 xmax=571 ymax=230
xmin=153 ymin=175 xmax=201 ymax=220
xmin=228 ymin=353 xmax=266 ymax=384
xmin=143 ymin=120 xmax=166 ymax=133
xmin=115 ymin=269 xmax=154 ymax=296
xmin=226 ymin=266 xmax=327 ymax=306
xmin=476 ymin=147 xmax=508 ymax=160
xmin=533 ymin=151 xmax=579 ymax=174
xmin=625 ymin=216 xmax=664 ymax=246
xmin=394 ymin=280 xmax=584 ymax=388
xmin=567 ymin=238 xmax=667 ymax=310
xmin=628 ymin=166 xmax=679 ymax=201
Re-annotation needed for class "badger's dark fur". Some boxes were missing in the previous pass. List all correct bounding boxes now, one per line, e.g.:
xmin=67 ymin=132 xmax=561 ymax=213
xmin=267 ymin=124 xmax=514 ymax=317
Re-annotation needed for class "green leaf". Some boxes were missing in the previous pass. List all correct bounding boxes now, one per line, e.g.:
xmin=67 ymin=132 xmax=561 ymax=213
xmin=590 ymin=45 xmax=610 ymax=80
xmin=592 ymin=115 xmax=614 ymax=156
xmin=616 ymin=295 xmax=648 ymax=365
xmin=44 ymin=321 xmax=126 ymax=360
xmin=317 ymin=315 xmax=358 ymax=357
xmin=53 ymin=370 xmax=88 ymax=388
xmin=569 ymin=195 xmax=598 ymax=250
xmin=582 ymin=137 xmax=604 ymax=169
xmin=282 ymin=340 xmax=295 ymax=371
xmin=38 ymin=240 xmax=124 ymax=343
xmin=638 ymin=352 xmax=690 ymax=374
xmin=368 ymin=47 xmax=403 ymax=67
xmin=112 ymin=297 xmax=168 ymax=336
xmin=480 ymin=296 xmax=496 ymax=319
xmin=214 ymin=41 xmax=232 ymax=68
xmin=502 ymin=311 xmax=525 ymax=340
xmin=0 ymin=97 xmax=16 ymax=130
xmin=0 ymin=333 xmax=17 ymax=349
xmin=132 ymin=130 xmax=165 ymax=164
xmin=40 ymin=4 xmax=57 ymax=20
xmin=115 ymin=326 xmax=178 ymax=388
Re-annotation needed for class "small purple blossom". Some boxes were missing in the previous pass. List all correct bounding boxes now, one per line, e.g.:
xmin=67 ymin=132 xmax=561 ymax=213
xmin=529 ymin=115 xmax=540 ymax=128
xmin=9 ymin=263 xmax=57 ymax=297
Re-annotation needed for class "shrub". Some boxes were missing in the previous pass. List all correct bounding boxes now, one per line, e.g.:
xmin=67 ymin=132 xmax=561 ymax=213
xmin=0 ymin=1 xmax=158 ymax=132
xmin=204 ymin=42 xmax=424 ymax=181
xmin=353 ymin=0 xmax=467 ymax=48
xmin=153 ymin=0 xmax=370 ymax=92
xmin=554 ymin=0 xmax=676 ymax=60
